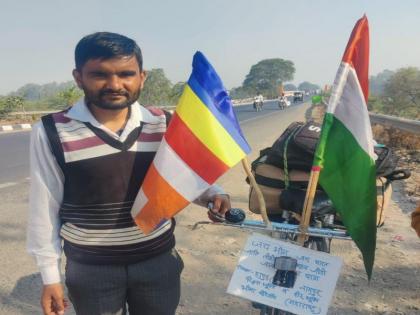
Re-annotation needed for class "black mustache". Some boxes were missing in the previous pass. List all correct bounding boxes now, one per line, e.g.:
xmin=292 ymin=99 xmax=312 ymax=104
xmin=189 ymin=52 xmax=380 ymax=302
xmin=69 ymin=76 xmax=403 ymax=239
xmin=100 ymin=90 xmax=129 ymax=97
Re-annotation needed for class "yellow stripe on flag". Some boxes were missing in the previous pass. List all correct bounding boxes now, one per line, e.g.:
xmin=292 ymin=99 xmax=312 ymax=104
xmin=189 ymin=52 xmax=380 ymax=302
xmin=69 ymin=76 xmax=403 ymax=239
xmin=176 ymin=85 xmax=245 ymax=167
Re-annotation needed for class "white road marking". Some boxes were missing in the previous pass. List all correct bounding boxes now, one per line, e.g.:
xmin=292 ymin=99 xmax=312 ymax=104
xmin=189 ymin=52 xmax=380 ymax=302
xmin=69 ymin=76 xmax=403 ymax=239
xmin=241 ymin=112 xmax=277 ymax=124
xmin=20 ymin=124 xmax=32 ymax=129
xmin=1 ymin=125 xmax=13 ymax=131
xmin=0 ymin=182 xmax=17 ymax=189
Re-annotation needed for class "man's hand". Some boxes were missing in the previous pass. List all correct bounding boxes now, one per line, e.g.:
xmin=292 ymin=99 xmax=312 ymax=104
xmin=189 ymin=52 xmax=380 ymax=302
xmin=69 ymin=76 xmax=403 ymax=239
xmin=208 ymin=194 xmax=231 ymax=221
xmin=41 ymin=283 xmax=68 ymax=315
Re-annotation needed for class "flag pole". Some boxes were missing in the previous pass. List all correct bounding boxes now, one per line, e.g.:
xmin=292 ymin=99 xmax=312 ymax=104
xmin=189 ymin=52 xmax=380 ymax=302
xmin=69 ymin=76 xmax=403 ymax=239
xmin=241 ymin=158 xmax=272 ymax=228
xmin=297 ymin=166 xmax=321 ymax=245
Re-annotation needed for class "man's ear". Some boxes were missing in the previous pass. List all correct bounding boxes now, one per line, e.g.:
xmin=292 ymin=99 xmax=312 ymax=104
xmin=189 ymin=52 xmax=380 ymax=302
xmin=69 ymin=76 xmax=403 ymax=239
xmin=72 ymin=69 xmax=83 ymax=89
xmin=139 ymin=70 xmax=147 ymax=89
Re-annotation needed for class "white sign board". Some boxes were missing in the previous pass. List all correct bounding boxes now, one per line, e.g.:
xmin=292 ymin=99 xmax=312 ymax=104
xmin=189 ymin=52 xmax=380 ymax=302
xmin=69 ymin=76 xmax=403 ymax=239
xmin=227 ymin=233 xmax=342 ymax=315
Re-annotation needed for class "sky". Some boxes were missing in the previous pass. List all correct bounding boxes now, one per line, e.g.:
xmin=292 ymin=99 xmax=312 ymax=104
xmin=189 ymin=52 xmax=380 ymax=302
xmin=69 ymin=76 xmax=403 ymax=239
xmin=1 ymin=0 xmax=420 ymax=95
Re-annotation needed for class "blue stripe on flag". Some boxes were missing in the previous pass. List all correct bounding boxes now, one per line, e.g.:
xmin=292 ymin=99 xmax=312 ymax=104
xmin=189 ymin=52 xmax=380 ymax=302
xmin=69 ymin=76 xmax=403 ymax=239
xmin=187 ymin=52 xmax=251 ymax=154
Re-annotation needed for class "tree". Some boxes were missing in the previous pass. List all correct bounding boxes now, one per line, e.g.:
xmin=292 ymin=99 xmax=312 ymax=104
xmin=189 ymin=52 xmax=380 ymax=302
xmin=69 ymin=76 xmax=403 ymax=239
xmin=0 ymin=96 xmax=24 ymax=118
xmin=169 ymin=82 xmax=186 ymax=105
xmin=283 ymin=83 xmax=297 ymax=91
xmin=139 ymin=69 xmax=172 ymax=106
xmin=370 ymin=69 xmax=394 ymax=96
xmin=298 ymin=81 xmax=320 ymax=92
xmin=381 ymin=67 xmax=420 ymax=119
xmin=229 ymin=86 xmax=251 ymax=99
xmin=57 ymin=86 xmax=83 ymax=107
xmin=242 ymin=58 xmax=295 ymax=97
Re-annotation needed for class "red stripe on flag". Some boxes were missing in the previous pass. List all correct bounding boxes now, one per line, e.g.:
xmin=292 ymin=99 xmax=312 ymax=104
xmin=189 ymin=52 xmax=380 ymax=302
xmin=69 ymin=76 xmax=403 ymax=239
xmin=342 ymin=15 xmax=369 ymax=102
xmin=164 ymin=113 xmax=229 ymax=183
xmin=133 ymin=164 xmax=189 ymax=234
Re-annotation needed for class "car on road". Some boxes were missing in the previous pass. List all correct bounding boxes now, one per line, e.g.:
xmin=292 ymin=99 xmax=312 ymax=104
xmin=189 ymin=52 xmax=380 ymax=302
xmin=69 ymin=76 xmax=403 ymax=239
xmin=293 ymin=91 xmax=304 ymax=103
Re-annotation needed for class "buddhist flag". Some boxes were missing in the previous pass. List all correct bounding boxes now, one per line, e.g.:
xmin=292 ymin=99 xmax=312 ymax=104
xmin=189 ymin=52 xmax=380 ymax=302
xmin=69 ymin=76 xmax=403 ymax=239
xmin=313 ymin=16 xmax=377 ymax=278
xmin=131 ymin=52 xmax=251 ymax=234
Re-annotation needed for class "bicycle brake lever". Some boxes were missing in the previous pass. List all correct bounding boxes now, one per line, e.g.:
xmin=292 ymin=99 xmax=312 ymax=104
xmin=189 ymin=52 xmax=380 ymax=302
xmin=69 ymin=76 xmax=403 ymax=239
xmin=207 ymin=202 xmax=226 ymax=223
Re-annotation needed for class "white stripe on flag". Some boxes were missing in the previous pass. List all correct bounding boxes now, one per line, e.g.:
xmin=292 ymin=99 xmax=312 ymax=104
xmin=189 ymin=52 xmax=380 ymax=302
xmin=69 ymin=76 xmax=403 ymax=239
xmin=327 ymin=62 xmax=375 ymax=159
xmin=131 ymin=188 xmax=148 ymax=217
xmin=153 ymin=138 xmax=210 ymax=201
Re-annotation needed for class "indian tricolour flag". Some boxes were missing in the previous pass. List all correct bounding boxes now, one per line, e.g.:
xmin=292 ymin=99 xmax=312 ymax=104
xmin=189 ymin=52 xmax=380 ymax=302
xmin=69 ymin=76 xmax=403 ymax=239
xmin=314 ymin=16 xmax=377 ymax=279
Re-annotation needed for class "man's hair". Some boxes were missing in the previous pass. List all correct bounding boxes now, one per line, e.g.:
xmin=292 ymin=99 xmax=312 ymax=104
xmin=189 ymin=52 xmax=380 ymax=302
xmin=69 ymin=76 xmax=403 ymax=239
xmin=75 ymin=32 xmax=143 ymax=70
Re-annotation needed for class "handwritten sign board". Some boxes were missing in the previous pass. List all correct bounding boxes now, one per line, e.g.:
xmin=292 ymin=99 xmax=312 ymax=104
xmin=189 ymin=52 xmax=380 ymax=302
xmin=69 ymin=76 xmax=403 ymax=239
xmin=227 ymin=233 xmax=342 ymax=315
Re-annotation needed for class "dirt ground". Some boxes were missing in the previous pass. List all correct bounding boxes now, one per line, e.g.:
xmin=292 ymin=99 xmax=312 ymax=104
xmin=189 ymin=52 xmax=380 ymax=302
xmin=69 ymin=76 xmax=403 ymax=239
xmin=173 ymin=105 xmax=420 ymax=315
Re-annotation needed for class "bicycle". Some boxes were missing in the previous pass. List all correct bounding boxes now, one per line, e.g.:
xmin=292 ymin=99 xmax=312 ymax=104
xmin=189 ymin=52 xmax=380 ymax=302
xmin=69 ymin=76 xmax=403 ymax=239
xmin=193 ymin=205 xmax=351 ymax=315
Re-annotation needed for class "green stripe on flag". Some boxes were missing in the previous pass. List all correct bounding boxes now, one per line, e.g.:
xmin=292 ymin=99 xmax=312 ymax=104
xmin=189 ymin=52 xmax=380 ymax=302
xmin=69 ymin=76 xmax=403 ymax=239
xmin=315 ymin=113 xmax=377 ymax=279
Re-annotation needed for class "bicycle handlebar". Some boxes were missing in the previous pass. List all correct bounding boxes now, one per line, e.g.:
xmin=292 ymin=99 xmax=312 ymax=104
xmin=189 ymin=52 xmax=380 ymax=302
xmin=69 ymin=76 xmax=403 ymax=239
xmin=199 ymin=206 xmax=351 ymax=241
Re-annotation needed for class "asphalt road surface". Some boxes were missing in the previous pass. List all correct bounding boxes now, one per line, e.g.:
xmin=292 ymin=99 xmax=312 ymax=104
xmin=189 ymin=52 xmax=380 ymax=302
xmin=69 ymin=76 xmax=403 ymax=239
xmin=0 ymin=99 xmax=310 ymax=315
xmin=0 ymin=99 xmax=306 ymax=187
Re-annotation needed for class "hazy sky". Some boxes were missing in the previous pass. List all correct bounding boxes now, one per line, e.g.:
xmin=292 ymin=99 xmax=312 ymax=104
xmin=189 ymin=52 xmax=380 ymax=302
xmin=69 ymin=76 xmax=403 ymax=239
xmin=1 ymin=0 xmax=420 ymax=95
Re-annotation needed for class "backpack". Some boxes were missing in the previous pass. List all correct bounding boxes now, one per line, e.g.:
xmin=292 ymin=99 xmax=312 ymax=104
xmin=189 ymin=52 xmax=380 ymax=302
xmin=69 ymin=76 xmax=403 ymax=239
xmin=247 ymin=121 xmax=410 ymax=226
xmin=263 ymin=121 xmax=401 ymax=177
xmin=263 ymin=121 xmax=322 ymax=172
xmin=374 ymin=145 xmax=399 ymax=178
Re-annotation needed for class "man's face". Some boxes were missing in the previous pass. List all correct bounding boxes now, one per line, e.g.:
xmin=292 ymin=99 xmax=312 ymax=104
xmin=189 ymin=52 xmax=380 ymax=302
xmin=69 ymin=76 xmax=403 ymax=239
xmin=73 ymin=55 xmax=146 ymax=110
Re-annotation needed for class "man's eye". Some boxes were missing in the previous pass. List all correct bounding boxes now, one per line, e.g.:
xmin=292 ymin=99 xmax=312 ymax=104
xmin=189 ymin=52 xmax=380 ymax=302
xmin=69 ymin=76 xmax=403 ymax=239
xmin=91 ymin=73 xmax=107 ymax=78
xmin=120 ymin=71 xmax=136 ymax=77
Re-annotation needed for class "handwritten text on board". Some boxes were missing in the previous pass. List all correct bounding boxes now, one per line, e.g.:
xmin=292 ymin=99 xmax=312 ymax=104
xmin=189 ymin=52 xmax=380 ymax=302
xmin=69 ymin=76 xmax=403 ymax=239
xmin=227 ymin=233 xmax=342 ymax=315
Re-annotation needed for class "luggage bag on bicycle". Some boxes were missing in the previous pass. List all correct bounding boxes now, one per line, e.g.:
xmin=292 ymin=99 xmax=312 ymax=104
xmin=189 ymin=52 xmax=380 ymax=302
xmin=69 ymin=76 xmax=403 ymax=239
xmin=247 ymin=121 xmax=410 ymax=227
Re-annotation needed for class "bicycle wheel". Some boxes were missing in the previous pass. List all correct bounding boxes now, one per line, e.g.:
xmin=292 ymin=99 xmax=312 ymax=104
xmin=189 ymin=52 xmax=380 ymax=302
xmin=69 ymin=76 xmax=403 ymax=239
xmin=305 ymin=236 xmax=331 ymax=253
xmin=259 ymin=305 xmax=294 ymax=315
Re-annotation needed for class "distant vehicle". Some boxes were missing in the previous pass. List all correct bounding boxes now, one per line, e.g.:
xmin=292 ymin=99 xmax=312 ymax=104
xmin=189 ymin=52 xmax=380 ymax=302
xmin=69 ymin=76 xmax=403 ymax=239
xmin=293 ymin=91 xmax=304 ymax=103
xmin=278 ymin=96 xmax=290 ymax=109
xmin=253 ymin=94 xmax=264 ymax=112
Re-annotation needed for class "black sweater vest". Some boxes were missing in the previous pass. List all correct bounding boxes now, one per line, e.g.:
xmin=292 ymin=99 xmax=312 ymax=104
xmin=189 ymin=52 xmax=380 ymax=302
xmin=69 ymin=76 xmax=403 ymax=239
xmin=41 ymin=107 xmax=175 ymax=265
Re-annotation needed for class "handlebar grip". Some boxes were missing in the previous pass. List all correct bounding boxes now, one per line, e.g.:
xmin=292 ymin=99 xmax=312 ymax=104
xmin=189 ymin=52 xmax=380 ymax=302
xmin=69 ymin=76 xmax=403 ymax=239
xmin=225 ymin=208 xmax=246 ymax=224
xmin=207 ymin=203 xmax=246 ymax=224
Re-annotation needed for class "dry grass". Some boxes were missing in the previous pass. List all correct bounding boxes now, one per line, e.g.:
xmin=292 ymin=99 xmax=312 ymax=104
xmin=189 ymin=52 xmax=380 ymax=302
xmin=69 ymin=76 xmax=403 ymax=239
xmin=372 ymin=124 xmax=420 ymax=150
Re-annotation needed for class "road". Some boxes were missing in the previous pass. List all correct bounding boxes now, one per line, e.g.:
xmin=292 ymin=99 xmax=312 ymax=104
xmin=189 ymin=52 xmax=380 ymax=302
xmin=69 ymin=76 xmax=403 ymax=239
xmin=0 ymin=99 xmax=304 ymax=187
xmin=1 ymin=99 xmax=418 ymax=315
xmin=0 ymin=99 xmax=309 ymax=315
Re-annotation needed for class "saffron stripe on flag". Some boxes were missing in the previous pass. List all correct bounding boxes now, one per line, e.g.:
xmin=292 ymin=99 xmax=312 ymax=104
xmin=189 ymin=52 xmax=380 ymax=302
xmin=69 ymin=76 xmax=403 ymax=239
xmin=132 ymin=164 xmax=190 ymax=234
xmin=165 ymin=113 xmax=229 ymax=184
xmin=176 ymin=85 xmax=247 ymax=167
xmin=187 ymin=74 xmax=250 ymax=154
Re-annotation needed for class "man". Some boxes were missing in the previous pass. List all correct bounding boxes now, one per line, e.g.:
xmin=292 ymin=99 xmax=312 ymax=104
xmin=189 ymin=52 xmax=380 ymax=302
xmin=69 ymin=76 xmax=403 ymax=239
xmin=253 ymin=93 xmax=263 ymax=111
xmin=27 ymin=32 xmax=230 ymax=315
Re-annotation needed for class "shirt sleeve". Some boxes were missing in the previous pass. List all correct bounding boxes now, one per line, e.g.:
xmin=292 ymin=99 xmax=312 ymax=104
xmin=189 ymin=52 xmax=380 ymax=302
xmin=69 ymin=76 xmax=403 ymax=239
xmin=193 ymin=184 xmax=226 ymax=207
xmin=27 ymin=122 xmax=64 ymax=284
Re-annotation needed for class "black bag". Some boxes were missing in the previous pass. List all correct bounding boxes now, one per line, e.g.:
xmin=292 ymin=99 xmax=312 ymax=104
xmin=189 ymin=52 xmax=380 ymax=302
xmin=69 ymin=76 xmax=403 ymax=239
xmin=374 ymin=146 xmax=399 ymax=177
xmin=264 ymin=121 xmax=322 ymax=172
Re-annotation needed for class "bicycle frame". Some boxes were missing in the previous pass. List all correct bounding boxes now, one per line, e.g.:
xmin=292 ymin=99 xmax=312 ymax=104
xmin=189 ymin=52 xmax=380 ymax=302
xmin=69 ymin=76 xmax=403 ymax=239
xmin=193 ymin=219 xmax=351 ymax=241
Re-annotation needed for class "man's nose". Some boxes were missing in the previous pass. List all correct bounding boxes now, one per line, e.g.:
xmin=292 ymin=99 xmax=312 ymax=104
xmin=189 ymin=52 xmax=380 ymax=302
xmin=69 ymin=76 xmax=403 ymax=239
xmin=105 ymin=75 xmax=122 ymax=90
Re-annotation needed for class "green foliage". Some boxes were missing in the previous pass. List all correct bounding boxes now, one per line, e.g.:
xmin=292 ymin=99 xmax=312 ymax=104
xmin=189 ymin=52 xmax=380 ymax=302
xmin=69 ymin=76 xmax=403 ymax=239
xmin=0 ymin=96 xmax=24 ymax=118
xmin=229 ymin=86 xmax=253 ymax=99
xmin=380 ymin=67 xmax=420 ymax=119
xmin=369 ymin=69 xmax=394 ymax=96
xmin=169 ymin=82 xmax=186 ymax=105
xmin=242 ymin=58 xmax=295 ymax=98
xmin=283 ymin=83 xmax=297 ymax=91
xmin=11 ymin=81 xmax=76 ymax=101
xmin=46 ymin=86 xmax=83 ymax=109
xmin=298 ymin=81 xmax=320 ymax=92
xmin=139 ymin=69 xmax=173 ymax=106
